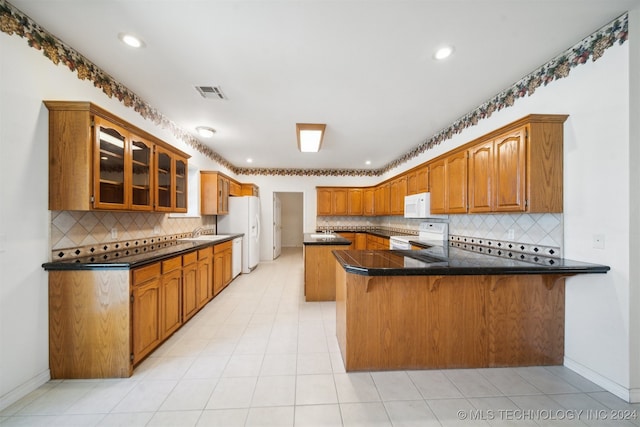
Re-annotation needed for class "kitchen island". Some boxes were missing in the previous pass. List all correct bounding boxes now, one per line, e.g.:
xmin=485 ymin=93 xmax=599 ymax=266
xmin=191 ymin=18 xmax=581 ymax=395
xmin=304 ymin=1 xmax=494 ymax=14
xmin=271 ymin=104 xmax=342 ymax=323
xmin=333 ymin=247 xmax=609 ymax=372
xmin=303 ymin=233 xmax=352 ymax=301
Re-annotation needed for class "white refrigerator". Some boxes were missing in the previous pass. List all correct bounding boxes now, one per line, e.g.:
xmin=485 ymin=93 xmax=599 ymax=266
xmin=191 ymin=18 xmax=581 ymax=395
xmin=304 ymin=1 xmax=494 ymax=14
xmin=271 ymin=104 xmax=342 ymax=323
xmin=217 ymin=196 xmax=260 ymax=273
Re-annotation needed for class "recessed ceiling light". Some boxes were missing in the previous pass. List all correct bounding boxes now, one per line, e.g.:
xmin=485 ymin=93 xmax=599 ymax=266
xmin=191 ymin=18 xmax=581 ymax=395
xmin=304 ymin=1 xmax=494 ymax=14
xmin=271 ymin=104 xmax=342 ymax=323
xmin=247 ymin=158 xmax=253 ymax=163
xmin=365 ymin=160 xmax=371 ymax=165
xmin=118 ymin=32 xmax=145 ymax=48
xmin=434 ymin=45 xmax=454 ymax=60
xmin=196 ymin=126 xmax=216 ymax=138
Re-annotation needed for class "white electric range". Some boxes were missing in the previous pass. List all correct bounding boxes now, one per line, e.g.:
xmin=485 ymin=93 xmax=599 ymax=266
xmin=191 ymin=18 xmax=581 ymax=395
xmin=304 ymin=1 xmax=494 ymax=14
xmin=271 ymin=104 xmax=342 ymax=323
xmin=389 ymin=222 xmax=449 ymax=257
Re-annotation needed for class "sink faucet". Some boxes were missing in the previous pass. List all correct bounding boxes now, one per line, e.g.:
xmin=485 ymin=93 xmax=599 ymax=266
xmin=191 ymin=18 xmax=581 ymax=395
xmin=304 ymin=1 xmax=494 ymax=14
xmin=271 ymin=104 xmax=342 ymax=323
xmin=192 ymin=227 xmax=204 ymax=237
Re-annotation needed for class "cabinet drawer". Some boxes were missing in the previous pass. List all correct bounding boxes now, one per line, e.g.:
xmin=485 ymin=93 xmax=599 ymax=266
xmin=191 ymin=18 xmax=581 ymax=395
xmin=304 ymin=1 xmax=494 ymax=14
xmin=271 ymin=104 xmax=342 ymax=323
xmin=162 ymin=256 xmax=182 ymax=273
xmin=182 ymin=251 xmax=198 ymax=266
xmin=132 ymin=263 xmax=161 ymax=284
xmin=198 ymin=247 xmax=212 ymax=260
xmin=214 ymin=240 xmax=232 ymax=253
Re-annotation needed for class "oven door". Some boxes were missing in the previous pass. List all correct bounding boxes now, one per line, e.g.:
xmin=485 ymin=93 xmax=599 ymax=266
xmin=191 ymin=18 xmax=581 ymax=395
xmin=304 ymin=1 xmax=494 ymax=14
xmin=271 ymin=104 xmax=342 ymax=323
xmin=389 ymin=237 xmax=412 ymax=250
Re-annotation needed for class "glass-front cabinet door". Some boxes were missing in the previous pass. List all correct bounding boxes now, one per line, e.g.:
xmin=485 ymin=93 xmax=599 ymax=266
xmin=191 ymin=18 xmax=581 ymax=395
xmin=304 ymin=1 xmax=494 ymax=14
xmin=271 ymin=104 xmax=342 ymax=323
xmin=175 ymin=157 xmax=187 ymax=212
xmin=155 ymin=146 xmax=173 ymax=211
xmin=94 ymin=117 xmax=128 ymax=209
xmin=130 ymin=135 xmax=153 ymax=211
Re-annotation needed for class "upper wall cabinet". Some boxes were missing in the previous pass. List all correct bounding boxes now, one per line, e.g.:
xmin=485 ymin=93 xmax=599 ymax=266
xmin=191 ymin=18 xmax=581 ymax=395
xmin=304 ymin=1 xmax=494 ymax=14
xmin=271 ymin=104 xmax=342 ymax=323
xmin=200 ymin=171 xmax=229 ymax=215
xmin=45 ymin=101 xmax=190 ymax=212
xmin=436 ymin=114 xmax=567 ymax=214
xmin=155 ymin=145 xmax=188 ymax=212
xmin=316 ymin=187 xmax=365 ymax=216
xmin=429 ymin=150 xmax=468 ymax=214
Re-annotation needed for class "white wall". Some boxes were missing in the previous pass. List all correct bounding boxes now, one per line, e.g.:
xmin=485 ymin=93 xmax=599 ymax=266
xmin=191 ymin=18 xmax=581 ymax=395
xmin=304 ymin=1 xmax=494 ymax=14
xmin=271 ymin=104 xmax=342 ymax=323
xmin=1 ymin=11 xmax=638 ymax=409
xmin=0 ymin=33 xmax=228 ymax=409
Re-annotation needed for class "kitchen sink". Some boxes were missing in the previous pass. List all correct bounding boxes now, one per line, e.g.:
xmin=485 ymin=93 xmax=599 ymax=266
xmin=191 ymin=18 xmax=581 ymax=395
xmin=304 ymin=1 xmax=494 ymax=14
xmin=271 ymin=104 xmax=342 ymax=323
xmin=310 ymin=233 xmax=337 ymax=239
xmin=179 ymin=235 xmax=231 ymax=242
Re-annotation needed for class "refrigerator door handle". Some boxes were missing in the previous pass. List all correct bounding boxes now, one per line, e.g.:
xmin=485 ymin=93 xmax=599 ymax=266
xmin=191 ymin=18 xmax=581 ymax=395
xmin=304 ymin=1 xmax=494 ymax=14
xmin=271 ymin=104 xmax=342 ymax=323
xmin=254 ymin=214 xmax=261 ymax=239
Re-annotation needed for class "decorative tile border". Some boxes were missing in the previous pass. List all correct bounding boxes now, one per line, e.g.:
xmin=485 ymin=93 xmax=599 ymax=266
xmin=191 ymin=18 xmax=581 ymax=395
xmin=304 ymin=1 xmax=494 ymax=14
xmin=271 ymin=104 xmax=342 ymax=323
xmin=52 ymin=233 xmax=191 ymax=261
xmin=51 ymin=226 xmax=217 ymax=261
xmin=449 ymin=234 xmax=561 ymax=266
xmin=0 ymin=1 xmax=628 ymax=177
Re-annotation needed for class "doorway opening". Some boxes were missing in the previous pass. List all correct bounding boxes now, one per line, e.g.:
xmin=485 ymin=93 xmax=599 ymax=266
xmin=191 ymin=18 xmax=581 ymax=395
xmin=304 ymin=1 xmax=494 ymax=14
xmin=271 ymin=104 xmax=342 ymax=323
xmin=273 ymin=192 xmax=304 ymax=259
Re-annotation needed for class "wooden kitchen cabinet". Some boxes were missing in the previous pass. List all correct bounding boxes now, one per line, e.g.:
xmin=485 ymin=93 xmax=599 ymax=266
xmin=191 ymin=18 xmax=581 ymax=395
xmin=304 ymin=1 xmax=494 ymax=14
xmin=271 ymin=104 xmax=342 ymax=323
xmin=332 ymin=188 xmax=349 ymax=215
xmin=363 ymin=188 xmax=375 ymax=216
xmin=468 ymin=140 xmax=494 ymax=213
xmin=374 ymin=183 xmax=390 ymax=215
xmin=131 ymin=263 xmax=162 ymax=365
xmin=182 ymin=251 xmax=198 ymax=322
xmin=338 ymin=233 xmax=356 ymax=249
xmin=429 ymin=151 xmax=468 ymax=214
xmin=155 ymin=145 xmax=188 ymax=213
xmin=160 ymin=259 xmax=183 ymax=339
xmin=229 ymin=179 xmax=242 ymax=197
xmin=466 ymin=116 xmax=566 ymax=213
xmin=348 ymin=188 xmax=363 ymax=215
xmin=200 ymin=171 xmax=230 ymax=215
xmin=47 ymin=241 xmax=237 ymax=378
xmin=317 ymin=188 xmax=332 ymax=216
xmin=355 ymin=233 xmax=368 ymax=249
xmin=416 ymin=166 xmax=429 ymax=194
xmin=366 ymin=234 xmax=389 ymax=250
xmin=446 ymin=151 xmax=468 ymax=213
xmin=428 ymin=160 xmax=446 ymax=214
xmin=241 ymin=183 xmax=260 ymax=197
xmin=316 ymin=187 xmax=364 ymax=216
xmin=213 ymin=240 xmax=233 ymax=295
xmin=45 ymin=101 xmax=189 ymax=212
xmin=389 ymin=175 xmax=407 ymax=215
xmin=197 ymin=247 xmax=213 ymax=309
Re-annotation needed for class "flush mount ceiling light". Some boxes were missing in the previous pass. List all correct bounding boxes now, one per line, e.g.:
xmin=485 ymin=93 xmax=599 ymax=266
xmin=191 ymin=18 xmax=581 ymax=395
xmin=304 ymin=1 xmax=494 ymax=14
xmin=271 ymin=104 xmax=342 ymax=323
xmin=196 ymin=126 xmax=216 ymax=138
xmin=118 ymin=32 xmax=145 ymax=48
xmin=296 ymin=123 xmax=326 ymax=153
xmin=434 ymin=45 xmax=454 ymax=60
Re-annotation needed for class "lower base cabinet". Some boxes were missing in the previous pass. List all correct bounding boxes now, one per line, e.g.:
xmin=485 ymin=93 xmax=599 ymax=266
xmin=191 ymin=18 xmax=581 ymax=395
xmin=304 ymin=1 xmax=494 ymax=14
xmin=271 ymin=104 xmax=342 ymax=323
xmin=48 ymin=240 xmax=236 ymax=379
xmin=161 ymin=258 xmax=183 ymax=338
xmin=213 ymin=241 xmax=233 ymax=296
xmin=182 ymin=252 xmax=198 ymax=322
xmin=131 ymin=263 xmax=162 ymax=365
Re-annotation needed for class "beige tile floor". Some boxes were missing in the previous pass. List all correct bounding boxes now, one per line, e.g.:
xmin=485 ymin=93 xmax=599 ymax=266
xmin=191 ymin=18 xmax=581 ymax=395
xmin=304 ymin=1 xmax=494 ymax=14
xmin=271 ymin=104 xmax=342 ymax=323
xmin=1 ymin=247 xmax=639 ymax=426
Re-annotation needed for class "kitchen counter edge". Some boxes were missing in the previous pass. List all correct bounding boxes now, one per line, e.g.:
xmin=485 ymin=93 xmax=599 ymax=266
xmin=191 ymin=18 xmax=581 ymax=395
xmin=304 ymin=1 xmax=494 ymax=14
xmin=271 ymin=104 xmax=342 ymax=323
xmin=42 ymin=234 xmax=244 ymax=271
xmin=332 ymin=249 xmax=610 ymax=277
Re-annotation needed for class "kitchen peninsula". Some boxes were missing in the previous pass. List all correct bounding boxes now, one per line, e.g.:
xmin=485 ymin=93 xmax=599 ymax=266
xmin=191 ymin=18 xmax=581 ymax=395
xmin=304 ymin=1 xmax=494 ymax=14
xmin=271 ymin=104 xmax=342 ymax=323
xmin=333 ymin=246 xmax=609 ymax=372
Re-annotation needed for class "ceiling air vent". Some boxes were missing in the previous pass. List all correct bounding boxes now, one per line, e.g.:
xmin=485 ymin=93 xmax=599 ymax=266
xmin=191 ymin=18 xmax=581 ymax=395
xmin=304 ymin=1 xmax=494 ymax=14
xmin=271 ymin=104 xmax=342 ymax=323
xmin=195 ymin=85 xmax=227 ymax=100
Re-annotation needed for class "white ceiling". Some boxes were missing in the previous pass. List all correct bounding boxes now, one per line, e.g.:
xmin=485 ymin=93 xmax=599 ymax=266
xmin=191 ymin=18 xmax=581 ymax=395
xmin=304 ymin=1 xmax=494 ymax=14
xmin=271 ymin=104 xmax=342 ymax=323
xmin=9 ymin=0 xmax=639 ymax=171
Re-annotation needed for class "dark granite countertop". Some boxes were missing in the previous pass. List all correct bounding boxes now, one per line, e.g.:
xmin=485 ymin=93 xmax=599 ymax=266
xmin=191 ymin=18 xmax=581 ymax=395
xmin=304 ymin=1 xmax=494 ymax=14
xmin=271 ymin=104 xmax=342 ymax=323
xmin=303 ymin=233 xmax=352 ymax=245
xmin=332 ymin=247 xmax=610 ymax=277
xmin=42 ymin=234 xmax=243 ymax=271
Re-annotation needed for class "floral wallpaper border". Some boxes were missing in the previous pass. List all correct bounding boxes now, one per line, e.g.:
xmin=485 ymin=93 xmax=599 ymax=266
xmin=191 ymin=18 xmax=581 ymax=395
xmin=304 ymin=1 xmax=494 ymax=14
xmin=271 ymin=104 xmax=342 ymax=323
xmin=0 ymin=1 xmax=628 ymax=177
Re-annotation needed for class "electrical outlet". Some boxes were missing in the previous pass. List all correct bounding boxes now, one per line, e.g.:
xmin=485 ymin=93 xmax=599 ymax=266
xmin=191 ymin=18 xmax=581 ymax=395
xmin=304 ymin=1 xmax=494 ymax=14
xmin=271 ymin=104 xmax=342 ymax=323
xmin=507 ymin=229 xmax=515 ymax=240
xmin=111 ymin=227 xmax=118 ymax=239
xmin=593 ymin=234 xmax=605 ymax=249
xmin=153 ymin=225 xmax=160 ymax=235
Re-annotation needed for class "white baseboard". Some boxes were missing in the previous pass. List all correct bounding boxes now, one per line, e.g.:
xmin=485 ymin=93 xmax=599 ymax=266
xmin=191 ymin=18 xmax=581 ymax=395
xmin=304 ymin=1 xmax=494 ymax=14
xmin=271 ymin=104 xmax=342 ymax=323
xmin=564 ymin=357 xmax=637 ymax=403
xmin=0 ymin=370 xmax=51 ymax=412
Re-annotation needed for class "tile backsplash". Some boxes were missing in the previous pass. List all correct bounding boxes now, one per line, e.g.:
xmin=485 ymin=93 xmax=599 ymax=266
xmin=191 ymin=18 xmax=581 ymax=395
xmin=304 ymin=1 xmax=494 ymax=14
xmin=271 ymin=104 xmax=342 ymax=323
xmin=50 ymin=210 xmax=215 ymax=255
xmin=318 ymin=212 xmax=563 ymax=255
